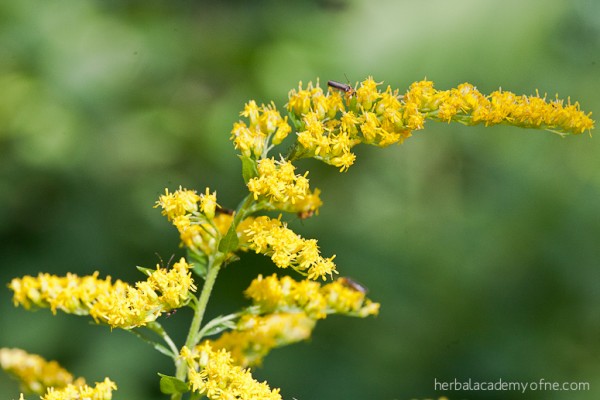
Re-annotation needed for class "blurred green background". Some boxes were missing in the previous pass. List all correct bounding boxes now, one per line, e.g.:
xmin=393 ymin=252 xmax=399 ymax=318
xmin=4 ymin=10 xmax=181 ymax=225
xmin=1 ymin=0 xmax=599 ymax=399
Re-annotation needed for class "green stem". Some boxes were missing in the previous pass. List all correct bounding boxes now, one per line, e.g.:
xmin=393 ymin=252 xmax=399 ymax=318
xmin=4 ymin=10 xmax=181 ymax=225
xmin=234 ymin=193 xmax=255 ymax=223
xmin=173 ymin=256 xmax=223 ymax=384
xmin=189 ymin=257 xmax=223 ymax=347
xmin=171 ymin=194 xmax=256 ymax=399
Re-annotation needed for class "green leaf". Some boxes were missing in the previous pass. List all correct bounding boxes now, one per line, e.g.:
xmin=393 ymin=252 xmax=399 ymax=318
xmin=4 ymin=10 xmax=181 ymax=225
xmin=198 ymin=313 xmax=240 ymax=339
xmin=158 ymin=373 xmax=189 ymax=395
xmin=239 ymin=155 xmax=258 ymax=184
xmin=128 ymin=328 xmax=175 ymax=359
xmin=202 ymin=319 xmax=237 ymax=337
xmin=188 ymin=251 xmax=208 ymax=279
xmin=135 ymin=265 xmax=154 ymax=277
xmin=287 ymin=111 xmax=303 ymax=131
xmin=218 ymin=224 xmax=239 ymax=253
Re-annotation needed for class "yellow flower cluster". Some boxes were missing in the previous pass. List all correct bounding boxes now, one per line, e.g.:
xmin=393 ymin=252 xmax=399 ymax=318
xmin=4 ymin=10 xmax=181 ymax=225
xmin=290 ymin=187 xmax=322 ymax=219
xmin=406 ymin=80 xmax=595 ymax=135
xmin=0 ymin=348 xmax=82 ymax=395
xmin=9 ymin=272 xmax=110 ymax=316
xmin=180 ymin=343 xmax=282 ymax=400
xmin=231 ymin=101 xmax=292 ymax=158
xmin=244 ymin=216 xmax=337 ymax=280
xmin=209 ymin=312 xmax=315 ymax=367
xmin=209 ymin=275 xmax=379 ymax=367
xmin=155 ymin=186 xmax=257 ymax=254
xmin=9 ymin=258 xmax=195 ymax=329
xmin=247 ymin=158 xmax=310 ymax=204
xmin=287 ymin=77 xmax=411 ymax=171
xmin=91 ymin=258 xmax=196 ymax=328
xmin=155 ymin=186 xmax=217 ymax=221
xmin=245 ymin=274 xmax=380 ymax=319
xmin=286 ymin=77 xmax=594 ymax=171
xmin=41 ymin=378 xmax=116 ymax=400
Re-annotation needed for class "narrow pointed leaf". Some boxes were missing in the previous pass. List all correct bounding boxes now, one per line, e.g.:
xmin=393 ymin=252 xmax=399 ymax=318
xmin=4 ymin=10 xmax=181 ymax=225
xmin=158 ymin=374 xmax=189 ymax=395
xmin=218 ymin=224 xmax=239 ymax=253
xmin=239 ymin=155 xmax=258 ymax=184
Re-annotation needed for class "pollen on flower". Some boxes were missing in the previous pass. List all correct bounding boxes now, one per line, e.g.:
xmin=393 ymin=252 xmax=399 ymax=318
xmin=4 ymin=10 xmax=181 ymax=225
xmin=0 ymin=348 xmax=83 ymax=395
xmin=41 ymin=377 xmax=116 ymax=400
xmin=180 ymin=343 xmax=282 ymax=400
xmin=244 ymin=216 xmax=337 ymax=280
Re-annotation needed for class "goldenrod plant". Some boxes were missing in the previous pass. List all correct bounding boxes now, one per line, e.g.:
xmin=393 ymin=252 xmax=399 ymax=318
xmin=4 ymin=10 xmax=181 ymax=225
xmin=3 ymin=77 xmax=594 ymax=399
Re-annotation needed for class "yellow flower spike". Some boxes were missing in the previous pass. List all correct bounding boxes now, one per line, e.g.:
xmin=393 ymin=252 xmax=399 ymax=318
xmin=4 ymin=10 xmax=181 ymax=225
xmin=90 ymin=258 xmax=196 ymax=329
xmin=210 ymin=312 xmax=316 ymax=367
xmin=286 ymin=77 xmax=592 ymax=171
xmin=41 ymin=378 xmax=116 ymax=400
xmin=181 ymin=343 xmax=282 ymax=400
xmin=244 ymin=216 xmax=337 ymax=280
xmin=244 ymin=274 xmax=379 ymax=319
xmin=8 ymin=272 xmax=114 ymax=315
xmin=245 ymin=274 xmax=327 ymax=318
xmin=208 ymin=274 xmax=379 ymax=367
xmin=10 ymin=260 xmax=196 ymax=329
xmin=0 ymin=348 xmax=83 ymax=395
xmin=322 ymin=278 xmax=380 ymax=317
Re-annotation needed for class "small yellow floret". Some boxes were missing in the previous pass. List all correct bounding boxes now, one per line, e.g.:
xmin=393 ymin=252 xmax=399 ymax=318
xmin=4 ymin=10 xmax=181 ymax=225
xmin=155 ymin=187 xmax=201 ymax=221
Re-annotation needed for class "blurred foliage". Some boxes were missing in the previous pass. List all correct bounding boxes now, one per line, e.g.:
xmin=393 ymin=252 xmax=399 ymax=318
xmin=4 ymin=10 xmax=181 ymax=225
xmin=1 ymin=0 xmax=599 ymax=399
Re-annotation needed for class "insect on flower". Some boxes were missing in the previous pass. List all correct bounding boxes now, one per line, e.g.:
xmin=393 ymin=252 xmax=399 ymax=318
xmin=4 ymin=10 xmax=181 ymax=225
xmin=338 ymin=277 xmax=368 ymax=294
xmin=216 ymin=205 xmax=235 ymax=215
xmin=297 ymin=209 xmax=316 ymax=220
xmin=327 ymin=80 xmax=355 ymax=97
xmin=166 ymin=309 xmax=177 ymax=317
